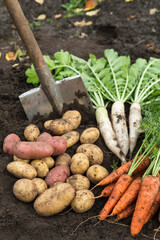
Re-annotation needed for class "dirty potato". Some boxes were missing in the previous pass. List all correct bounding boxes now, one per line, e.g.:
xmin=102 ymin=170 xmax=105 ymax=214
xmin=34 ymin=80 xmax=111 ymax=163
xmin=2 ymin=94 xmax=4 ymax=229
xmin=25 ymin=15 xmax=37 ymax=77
xmin=32 ymin=178 xmax=48 ymax=195
xmin=49 ymin=119 xmax=73 ymax=135
xmin=13 ymin=155 xmax=30 ymax=163
xmin=66 ymin=174 xmax=90 ymax=191
xmin=24 ymin=124 xmax=40 ymax=141
xmin=71 ymin=189 xmax=95 ymax=213
xmin=7 ymin=161 xmax=37 ymax=179
xmin=86 ymin=165 xmax=109 ymax=184
xmin=34 ymin=183 xmax=75 ymax=216
xmin=62 ymin=110 xmax=81 ymax=129
xmin=31 ymin=159 xmax=49 ymax=178
xmin=40 ymin=156 xmax=55 ymax=169
xmin=55 ymin=153 xmax=71 ymax=166
xmin=13 ymin=179 xmax=38 ymax=202
xmin=70 ymin=153 xmax=89 ymax=175
xmin=76 ymin=143 xmax=103 ymax=165
xmin=44 ymin=120 xmax=53 ymax=130
xmin=80 ymin=127 xmax=100 ymax=144
xmin=62 ymin=131 xmax=79 ymax=148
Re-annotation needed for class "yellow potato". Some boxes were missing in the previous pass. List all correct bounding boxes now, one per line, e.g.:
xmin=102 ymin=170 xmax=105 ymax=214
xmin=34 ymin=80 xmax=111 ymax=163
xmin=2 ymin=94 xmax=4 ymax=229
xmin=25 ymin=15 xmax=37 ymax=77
xmin=24 ymin=124 xmax=40 ymax=141
xmin=7 ymin=161 xmax=37 ymax=179
xmin=30 ymin=159 xmax=49 ymax=178
xmin=49 ymin=119 xmax=73 ymax=135
xmin=66 ymin=174 xmax=90 ymax=191
xmin=55 ymin=153 xmax=71 ymax=166
xmin=86 ymin=165 xmax=109 ymax=184
xmin=62 ymin=110 xmax=81 ymax=129
xmin=70 ymin=153 xmax=89 ymax=175
xmin=13 ymin=155 xmax=30 ymax=163
xmin=61 ymin=131 xmax=79 ymax=148
xmin=32 ymin=178 xmax=48 ymax=195
xmin=44 ymin=120 xmax=53 ymax=130
xmin=40 ymin=156 xmax=55 ymax=168
xmin=80 ymin=127 xmax=100 ymax=144
xmin=76 ymin=143 xmax=103 ymax=165
xmin=13 ymin=179 xmax=38 ymax=202
xmin=34 ymin=183 xmax=75 ymax=216
xmin=71 ymin=189 xmax=95 ymax=213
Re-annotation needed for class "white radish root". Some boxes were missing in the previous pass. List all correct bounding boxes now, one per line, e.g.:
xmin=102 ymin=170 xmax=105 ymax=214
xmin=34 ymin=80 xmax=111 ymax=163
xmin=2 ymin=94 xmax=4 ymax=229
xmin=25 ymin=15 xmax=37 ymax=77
xmin=111 ymin=101 xmax=129 ymax=157
xmin=129 ymin=102 xmax=142 ymax=158
xmin=96 ymin=107 xmax=126 ymax=165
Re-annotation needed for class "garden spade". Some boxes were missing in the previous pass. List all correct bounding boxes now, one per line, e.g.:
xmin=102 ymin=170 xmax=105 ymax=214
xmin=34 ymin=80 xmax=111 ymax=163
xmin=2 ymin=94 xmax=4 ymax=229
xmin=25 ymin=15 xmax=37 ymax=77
xmin=3 ymin=0 xmax=93 ymax=121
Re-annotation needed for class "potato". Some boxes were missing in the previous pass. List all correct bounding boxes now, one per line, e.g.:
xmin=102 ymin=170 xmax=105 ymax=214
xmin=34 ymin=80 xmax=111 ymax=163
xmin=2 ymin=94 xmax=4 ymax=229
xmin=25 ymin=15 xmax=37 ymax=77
xmin=66 ymin=174 xmax=90 ymax=191
xmin=34 ymin=183 xmax=75 ymax=216
xmin=55 ymin=153 xmax=71 ymax=166
xmin=7 ymin=161 xmax=37 ymax=179
xmin=76 ymin=143 xmax=103 ymax=165
xmin=86 ymin=165 xmax=109 ymax=184
xmin=13 ymin=179 xmax=38 ymax=202
xmin=62 ymin=131 xmax=79 ymax=148
xmin=13 ymin=141 xmax=53 ymax=160
xmin=31 ymin=159 xmax=49 ymax=178
xmin=32 ymin=178 xmax=48 ymax=195
xmin=13 ymin=155 xmax=30 ymax=163
xmin=71 ymin=190 xmax=95 ymax=213
xmin=45 ymin=165 xmax=70 ymax=187
xmin=44 ymin=120 xmax=53 ymax=130
xmin=70 ymin=153 xmax=90 ymax=175
xmin=80 ymin=127 xmax=100 ymax=144
xmin=24 ymin=124 xmax=40 ymax=141
xmin=49 ymin=119 xmax=73 ymax=135
xmin=3 ymin=133 xmax=21 ymax=156
xmin=62 ymin=110 xmax=81 ymax=129
xmin=37 ymin=133 xmax=67 ymax=155
xmin=40 ymin=156 xmax=55 ymax=168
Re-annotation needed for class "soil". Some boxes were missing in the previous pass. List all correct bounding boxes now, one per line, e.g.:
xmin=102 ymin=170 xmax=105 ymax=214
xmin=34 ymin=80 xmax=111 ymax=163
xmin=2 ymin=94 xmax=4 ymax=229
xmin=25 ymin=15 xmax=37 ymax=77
xmin=0 ymin=0 xmax=160 ymax=240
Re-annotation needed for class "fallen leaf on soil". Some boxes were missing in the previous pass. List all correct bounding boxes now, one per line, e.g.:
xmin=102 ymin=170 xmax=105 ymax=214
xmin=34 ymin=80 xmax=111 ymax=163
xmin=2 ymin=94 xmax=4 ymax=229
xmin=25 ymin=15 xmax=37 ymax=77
xmin=79 ymin=32 xmax=88 ymax=38
xmin=11 ymin=24 xmax=16 ymax=29
xmin=85 ymin=9 xmax=100 ymax=16
xmin=5 ymin=52 xmax=17 ymax=61
xmin=149 ymin=8 xmax=159 ymax=15
xmin=37 ymin=14 xmax=46 ymax=20
xmin=74 ymin=19 xmax=93 ymax=27
xmin=146 ymin=42 xmax=160 ymax=54
xmin=54 ymin=14 xmax=62 ymax=19
xmin=34 ymin=0 xmax=44 ymax=5
xmin=12 ymin=63 xmax=19 ymax=68
xmin=84 ymin=0 xmax=97 ymax=11
xmin=0 ymin=52 xmax=1 ymax=58
xmin=125 ymin=0 xmax=133 ymax=2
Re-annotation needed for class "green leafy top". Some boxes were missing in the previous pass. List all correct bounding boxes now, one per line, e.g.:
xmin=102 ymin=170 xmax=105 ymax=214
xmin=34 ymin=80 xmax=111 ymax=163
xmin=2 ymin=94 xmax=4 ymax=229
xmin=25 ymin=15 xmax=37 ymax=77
xmin=131 ymin=57 xmax=160 ymax=104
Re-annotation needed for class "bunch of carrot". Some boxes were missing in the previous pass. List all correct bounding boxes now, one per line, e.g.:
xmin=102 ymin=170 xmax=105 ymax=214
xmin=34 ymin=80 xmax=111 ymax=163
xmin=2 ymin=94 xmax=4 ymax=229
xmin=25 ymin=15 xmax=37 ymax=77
xmin=93 ymin=111 xmax=160 ymax=236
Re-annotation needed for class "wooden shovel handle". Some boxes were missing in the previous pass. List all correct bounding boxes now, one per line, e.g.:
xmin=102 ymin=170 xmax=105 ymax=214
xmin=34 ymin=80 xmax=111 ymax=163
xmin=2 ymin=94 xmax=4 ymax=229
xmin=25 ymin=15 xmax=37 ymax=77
xmin=3 ymin=0 xmax=45 ymax=68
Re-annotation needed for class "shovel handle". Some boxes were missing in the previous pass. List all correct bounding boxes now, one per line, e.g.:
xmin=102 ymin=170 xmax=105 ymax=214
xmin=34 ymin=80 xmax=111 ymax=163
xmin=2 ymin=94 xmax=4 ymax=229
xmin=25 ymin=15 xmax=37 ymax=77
xmin=3 ymin=0 xmax=63 ymax=114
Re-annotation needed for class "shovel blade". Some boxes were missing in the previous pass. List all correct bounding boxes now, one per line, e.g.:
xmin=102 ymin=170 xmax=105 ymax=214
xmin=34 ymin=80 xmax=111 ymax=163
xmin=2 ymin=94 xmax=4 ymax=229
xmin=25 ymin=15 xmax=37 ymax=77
xmin=19 ymin=75 xmax=94 ymax=121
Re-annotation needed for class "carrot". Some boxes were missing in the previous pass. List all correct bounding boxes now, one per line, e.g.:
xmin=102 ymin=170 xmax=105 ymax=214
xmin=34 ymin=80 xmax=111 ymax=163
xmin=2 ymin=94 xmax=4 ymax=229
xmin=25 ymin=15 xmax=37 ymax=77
xmin=95 ymin=183 xmax=116 ymax=199
xmin=130 ymin=175 xmax=160 ymax=236
xmin=111 ymin=177 xmax=142 ymax=216
xmin=94 ymin=156 xmax=149 ymax=188
xmin=144 ymin=191 xmax=160 ymax=224
xmin=117 ymin=203 xmax=135 ymax=220
xmin=99 ymin=174 xmax=133 ymax=220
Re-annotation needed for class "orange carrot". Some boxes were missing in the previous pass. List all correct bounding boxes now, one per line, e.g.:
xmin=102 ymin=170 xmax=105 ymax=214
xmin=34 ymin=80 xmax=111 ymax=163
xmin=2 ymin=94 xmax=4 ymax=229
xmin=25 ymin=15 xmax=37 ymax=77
xmin=117 ymin=203 xmax=135 ymax=220
xmin=130 ymin=175 xmax=160 ymax=236
xmin=144 ymin=191 xmax=160 ymax=224
xmin=111 ymin=177 xmax=142 ymax=216
xmin=95 ymin=183 xmax=116 ymax=199
xmin=96 ymin=156 xmax=149 ymax=187
xmin=99 ymin=174 xmax=133 ymax=220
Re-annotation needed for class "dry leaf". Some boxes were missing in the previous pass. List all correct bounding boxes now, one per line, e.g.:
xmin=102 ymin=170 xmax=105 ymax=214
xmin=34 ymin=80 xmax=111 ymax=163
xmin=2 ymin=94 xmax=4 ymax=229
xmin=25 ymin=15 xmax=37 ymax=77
xmin=54 ymin=14 xmax=62 ymax=19
xmin=37 ymin=14 xmax=46 ymax=20
xmin=12 ymin=63 xmax=19 ymax=68
xmin=5 ymin=52 xmax=17 ymax=61
xmin=74 ymin=19 xmax=93 ymax=27
xmin=34 ymin=0 xmax=44 ymax=5
xmin=85 ymin=9 xmax=100 ymax=16
xmin=0 ymin=52 xmax=1 ymax=58
xmin=84 ymin=0 xmax=97 ymax=11
xmin=125 ymin=0 xmax=133 ymax=2
xmin=149 ymin=8 xmax=159 ymax=15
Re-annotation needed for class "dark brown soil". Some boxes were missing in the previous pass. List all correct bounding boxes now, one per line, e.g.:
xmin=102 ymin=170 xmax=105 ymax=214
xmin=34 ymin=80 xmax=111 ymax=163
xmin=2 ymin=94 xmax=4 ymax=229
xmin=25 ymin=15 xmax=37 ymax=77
xmin=0 ymin=1 xmax=160 ymax=240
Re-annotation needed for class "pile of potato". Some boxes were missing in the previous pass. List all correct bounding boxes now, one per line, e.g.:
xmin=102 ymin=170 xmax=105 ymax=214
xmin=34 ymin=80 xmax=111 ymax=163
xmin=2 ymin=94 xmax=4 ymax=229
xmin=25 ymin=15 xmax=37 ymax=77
xmin=3 ymin=110 xmax=109 ymax=217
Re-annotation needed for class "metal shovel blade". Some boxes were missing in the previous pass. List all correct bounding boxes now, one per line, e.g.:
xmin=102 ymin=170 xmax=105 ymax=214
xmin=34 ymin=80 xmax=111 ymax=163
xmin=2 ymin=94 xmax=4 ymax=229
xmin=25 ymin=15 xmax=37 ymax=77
xmin=19 ymin=75 xmax=94 ymax=121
